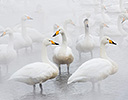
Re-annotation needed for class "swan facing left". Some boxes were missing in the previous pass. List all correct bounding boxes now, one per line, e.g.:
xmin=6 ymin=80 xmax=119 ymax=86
xmin=52 ymin=27 xmax=74 ymax=75
xmin=0 ymin=27 xmax=17 ymax=72
xmin=9 ymin=38 xmax=59 ymax=93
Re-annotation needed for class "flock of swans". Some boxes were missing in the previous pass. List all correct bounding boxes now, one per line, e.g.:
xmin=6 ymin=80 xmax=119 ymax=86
xmin=0 ymin=0 xmax=128 ymax=95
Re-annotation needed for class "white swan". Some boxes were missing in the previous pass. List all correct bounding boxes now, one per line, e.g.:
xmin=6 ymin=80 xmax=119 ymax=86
xmin=76 ymin=19 xmax=94 ymax=60
xmin=13 ymin=15 xmax=33 ymax=53
xmin=68 ymin=36 xmax=118 ymax=91
xmin=9 ymin=38 xmax=59 ymax=93
xmin=52 ymin=27 xmax=74 ymax=75
xmin=13 ymin=22 xmax=44 ymax=43
xmin=0 ymin=27 xmax=17 ymax=72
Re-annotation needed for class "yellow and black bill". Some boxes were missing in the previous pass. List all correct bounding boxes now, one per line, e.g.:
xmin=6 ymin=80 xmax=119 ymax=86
xmin=52 ymin=30 xmax=59 ymax=37
xmin=0 ymin=31 xmax=6 ymax=37
xmin=121 ymin=17 xmax=126 ymax=23
xmin=109 ymin=40 xmax=117 ymax=45
xmin=50 ymin=40 xmax=59 ymax=45
xmin=27 ymin=16 xmax=33 ymax=20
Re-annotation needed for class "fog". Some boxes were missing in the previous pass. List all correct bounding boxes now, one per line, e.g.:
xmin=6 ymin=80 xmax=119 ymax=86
xmin=0 ymin=0 xmax=128 ymax=100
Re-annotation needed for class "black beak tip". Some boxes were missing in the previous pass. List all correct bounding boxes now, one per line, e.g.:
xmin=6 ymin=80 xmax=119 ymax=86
xmin=112 ymin=41 xmax=117 ymax=45
xmin=52 ymin=33 xmax=56 ymax=37
xmin=55 ymin=42 xmax=59 ymax=45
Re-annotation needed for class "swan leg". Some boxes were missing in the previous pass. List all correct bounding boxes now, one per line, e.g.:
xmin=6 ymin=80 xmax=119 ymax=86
xmin=90 ymin=51 xmax=93 ymax=58
xmin=91 ymin=82 xmax=95 ymax=92
xmin=39 ymin=83 xmax=43 ymax=94
xmin=0 ymin=66 xmax=2 ymax=82
xmin=33 ymin=84 xmax=36 ymax=93
xmin=67 ymin=64 xmax=70 ymax=74
xmin=98 ymin=82 xmax=101 ymax=92
xmin=6 ymin=65 xmax=8 ymax=73
xmin=79 ymin=52 xmax=81 ymax=60
xmin=58 ymin=64 xmax=61 ymax=75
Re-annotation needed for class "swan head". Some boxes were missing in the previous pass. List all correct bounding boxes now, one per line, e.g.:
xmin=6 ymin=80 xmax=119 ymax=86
xmin=100 ymin=23 xmax=109 ymax=28
xmin=101 ymin=36 xmax=117 ymax=45
xmin=22 ymin=15 xmax=33 ymax=21
xmin=43 ymin=38 xmax=59 ymax=46
xmin=65 ymin=19 xmax=75 ymax=26
xmin=52 ymin=27 xmax=65 ymax=37
xmin=121 ymin=17 xmax=127 ymax=23
xmin=0 ymin=27 xmax=13 ymax=37
xmin=53 ymin=24 xmax=59 ymax=30
xmin=83 ymin=19 xmax=89 ymax=27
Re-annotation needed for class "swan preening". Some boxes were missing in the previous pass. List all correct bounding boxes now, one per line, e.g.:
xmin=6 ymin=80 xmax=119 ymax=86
xmin=76 ymin=19 xmax=94 ymax=59
xmin=68 ymin=36 xmax=118 ymax=91
xmin=9 ymin=38 xmax=59 ymax=93
xmin=52 ymin=27 xmax=74 ymax=75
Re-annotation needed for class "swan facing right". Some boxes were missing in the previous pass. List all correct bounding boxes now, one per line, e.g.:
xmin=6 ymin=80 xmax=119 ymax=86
xmin=9 ymin=38 xmax=59 ymax=94
xmin=68 ymin=36 xmax=118 ymax=91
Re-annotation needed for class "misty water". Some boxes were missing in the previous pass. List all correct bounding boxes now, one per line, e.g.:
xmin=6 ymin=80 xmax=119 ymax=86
xmin=0 ymin=0 xmax=128 ymax=100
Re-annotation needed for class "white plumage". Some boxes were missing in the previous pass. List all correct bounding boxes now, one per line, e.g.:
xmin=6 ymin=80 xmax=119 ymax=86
xmin=76 ymin=19 xmax=94 ymax=59
xmin=0 ymin=27 xmax=17 ymax=72
xmin=68 ymin=36 xmax=118 ymax=91
xmin=9 ymin=38 xmax=59 ymax=93
xmin=52 ymin=27 xmax=74 ymax=75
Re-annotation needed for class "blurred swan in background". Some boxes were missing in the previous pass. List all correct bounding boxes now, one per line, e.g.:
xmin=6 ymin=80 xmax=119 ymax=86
xmin=13 ymin=20 xmax=44 ymax=44
xmin=76 ymin=19 xmax=94 ymax=60
xmin=106 ymin=0 xmax=127 ymax=13
xmin=0 ymin=27 xmax=17 ymax=72
xmin=52 ymin=27 xmax=74 ymax=75
xmin=13 ymin=15 xmax=33 ymax=53
xmin=68 ymin=36 xmax=118 ymax=91
xmin=9 ymin=38 xmax=59 ymax=93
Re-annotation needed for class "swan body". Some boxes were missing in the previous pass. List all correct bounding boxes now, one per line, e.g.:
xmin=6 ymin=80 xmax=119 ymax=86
xmin=0 ymin=27 xmax=17 ymax=72
xmin=13 ymin=25 xmax=44 ymax=43
xmin=9 ymin=38 xmax=59 ymax=93
xmin=68 ymin=36 xmax=118 ymax=90
xmin=76 ymin=19 xmax=94 ymax=59
xmin=52 ymin=27 xmax=74 ymax=75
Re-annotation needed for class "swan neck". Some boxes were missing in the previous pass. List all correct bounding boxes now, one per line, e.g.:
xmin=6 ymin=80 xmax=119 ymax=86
xmin=42 ymin=44 xmax=50 ymax=63
xmin=21 ymin=19 xmax=27 ymax=37
xmin=84 ymin=24 xmax=89 ymax=36
xmin=61 ymin=32 xmax=67 ymax=48
xmin=8 ymin=32 xmax=14 ymax=49
xmin=119 ymin=0 xmax=123 ymax=10
xmin=42 ymin=44 xmax=58 ymax=71
xmin=100 ymin=43 xmax=108 ymax=59
xmin=63 ymin=21 xmax=68 ymax=31
xmin=100 ymin=26 xmax=103 ymax=39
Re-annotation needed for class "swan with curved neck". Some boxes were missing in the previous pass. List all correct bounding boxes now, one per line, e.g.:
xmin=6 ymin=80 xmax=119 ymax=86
xmin=68 ymin=36 xmax=118 ymax=91
xmin=52 ymin=27 xmax=74 ymax=75
xmin=9 ymin=38 xmax=59 ymax=93
xmin=0 ymin=27 xmax=17 ymax=72
xmin=76 ymin=19 xmax=94 ymax=60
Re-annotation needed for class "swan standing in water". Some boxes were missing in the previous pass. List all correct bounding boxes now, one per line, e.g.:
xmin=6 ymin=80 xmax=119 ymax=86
xmin=9 ymin=38 xmax=59 ymax=93
xmin=52 ymin=27 xmax=74 ymax=75
xmin=68 ymin=36 xmax=118 ymax=91
xmin=76 ymin=19 xmax=94 ymax=60
xmin=0 ymin=27 xmax=17 ymax=72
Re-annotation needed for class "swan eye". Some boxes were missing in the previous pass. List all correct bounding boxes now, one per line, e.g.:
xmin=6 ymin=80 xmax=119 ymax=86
xmin=107 ymin=38 xmax=109 ymax=40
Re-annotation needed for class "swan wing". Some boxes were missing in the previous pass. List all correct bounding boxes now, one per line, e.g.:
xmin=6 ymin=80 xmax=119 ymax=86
xmin=9 ymin=62 xmax=56 ymax=84
xmin=68 ymin=58 xmax=113 ymax=84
